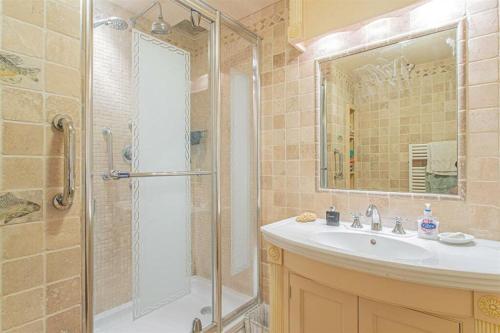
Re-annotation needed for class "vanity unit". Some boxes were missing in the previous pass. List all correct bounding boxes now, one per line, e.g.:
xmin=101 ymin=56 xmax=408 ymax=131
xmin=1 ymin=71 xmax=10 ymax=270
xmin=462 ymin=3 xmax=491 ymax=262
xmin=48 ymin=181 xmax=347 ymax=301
xmin=262 ymin=218 xmax=500 ymax=333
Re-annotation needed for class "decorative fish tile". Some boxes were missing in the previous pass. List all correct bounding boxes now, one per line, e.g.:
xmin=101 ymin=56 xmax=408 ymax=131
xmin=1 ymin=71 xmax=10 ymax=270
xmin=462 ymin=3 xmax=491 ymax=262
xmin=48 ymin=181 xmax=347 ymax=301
xmin=0 ymin=191 xmax=42 ymax=225
xmin=0 ymin=51 xmax=42 ymax=90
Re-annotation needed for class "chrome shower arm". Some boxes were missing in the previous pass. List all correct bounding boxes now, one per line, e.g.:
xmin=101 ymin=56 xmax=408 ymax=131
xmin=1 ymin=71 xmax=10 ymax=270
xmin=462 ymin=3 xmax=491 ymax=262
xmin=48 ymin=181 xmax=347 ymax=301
xmin=130 ymin=1 xmax=163 ymax=26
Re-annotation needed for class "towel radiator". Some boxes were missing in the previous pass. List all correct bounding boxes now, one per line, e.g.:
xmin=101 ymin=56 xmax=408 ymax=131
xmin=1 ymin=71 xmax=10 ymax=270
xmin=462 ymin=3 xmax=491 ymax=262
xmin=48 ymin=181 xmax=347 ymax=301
xmin=409 ymin=144 xmax=428 ymax=193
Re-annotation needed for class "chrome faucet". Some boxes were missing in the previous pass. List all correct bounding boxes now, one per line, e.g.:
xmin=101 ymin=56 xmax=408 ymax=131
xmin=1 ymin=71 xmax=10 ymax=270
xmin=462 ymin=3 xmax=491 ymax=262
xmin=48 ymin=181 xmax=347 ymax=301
xmin=366 ymin=204 xmax=382 ymax=231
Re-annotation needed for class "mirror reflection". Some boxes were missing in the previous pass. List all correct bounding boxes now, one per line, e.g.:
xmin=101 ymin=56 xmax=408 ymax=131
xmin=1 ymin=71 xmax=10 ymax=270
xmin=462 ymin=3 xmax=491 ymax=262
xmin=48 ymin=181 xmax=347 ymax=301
xmin=319 ymin=28 xmax=458 ymax=195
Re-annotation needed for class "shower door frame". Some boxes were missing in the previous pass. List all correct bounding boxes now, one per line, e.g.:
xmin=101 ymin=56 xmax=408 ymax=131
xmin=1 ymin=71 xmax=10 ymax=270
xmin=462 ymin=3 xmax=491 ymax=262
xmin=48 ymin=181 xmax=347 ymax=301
xmin=82 ymin=1 xmax=262 ymax=333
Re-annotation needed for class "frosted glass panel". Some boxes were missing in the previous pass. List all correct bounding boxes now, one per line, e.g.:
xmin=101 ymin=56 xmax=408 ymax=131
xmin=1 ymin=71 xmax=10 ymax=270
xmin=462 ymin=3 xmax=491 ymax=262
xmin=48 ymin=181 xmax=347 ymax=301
xmin=131 ymin=30 xmax=191 ymax=318
xmin=230 ymin=69 xmax=251 ymax=276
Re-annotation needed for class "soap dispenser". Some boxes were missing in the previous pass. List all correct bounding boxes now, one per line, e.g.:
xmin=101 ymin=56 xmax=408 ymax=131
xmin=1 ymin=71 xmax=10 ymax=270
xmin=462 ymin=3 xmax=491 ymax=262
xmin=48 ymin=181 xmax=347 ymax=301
xmin=417 ymin=203 xmax=439 ymax=240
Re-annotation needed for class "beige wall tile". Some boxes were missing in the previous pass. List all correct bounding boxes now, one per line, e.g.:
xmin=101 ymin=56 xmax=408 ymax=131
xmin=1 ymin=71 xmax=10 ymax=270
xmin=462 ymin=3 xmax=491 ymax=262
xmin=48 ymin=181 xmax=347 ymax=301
xmin=468 ymin=58 xmax=498 ymax=85
xmin=468 ymin=181 xmax=500 ymax=205
xmin=2 ymin=122 xmax=44 ymax=155
xmin=4 ymin=320 xmax=44 ymax=333
xmin=45 ymin=63 xmax=81 ymax=98
xmin=469 ymin=108 xmax=499 ymax=132
xmin=45 ymin=217 xmax=81 ymax=250
xmin=2 ymin=288 xmax=44 ymax=330
xmin=46 ymin=306 xmax=81 ymax=333
xmin=2 ymin=222 xmax=43 ymax=260
xmin=2 ymin=255 xmax=43 ymax=295
xmin=2 ymin=17 xmax=44 ymax=58
xmin=56 ymin=0 xmax=81 ymax=10
xmin=468 ymin=34 xmax=498 ymax=61
xmin=46 ymin=247 xmax=81 ymax=282
xmin=46 ymin=31 xmax=81 ymax=69
xmin=45 ymin=188 xmax=81 ymax=220
xmin=468 ymin=8 xmax=498 ymax=38
xmin=47 ymin=0 xmax=80 ymax=38
xmin=468 ymin=157 xmax=499 ymax=181
xmin=466 ymin=0 xmax=498 ymax=15
xmin=46 ymin=277 xmax=81 ymax=314
xmin=1 ymin=87 xmax=44 ymax=123
xmin=2 ymin=157 xmax=43 ymax=190
xmin=468 ymin=132 xmax=499 ymax=156
xmin=2 ymin=0 xmax=44 ymax=27
xmin=46 ymin=95 xmax=81 ymax=127
xmin=468 ymin=83 xmax=499 ymax=109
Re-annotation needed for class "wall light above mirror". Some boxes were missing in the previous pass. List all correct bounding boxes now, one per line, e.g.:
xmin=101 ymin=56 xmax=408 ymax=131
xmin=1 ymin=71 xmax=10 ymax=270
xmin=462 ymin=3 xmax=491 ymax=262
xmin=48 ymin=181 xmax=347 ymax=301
xmin=317 ymin=25 xmax=463 ymax=197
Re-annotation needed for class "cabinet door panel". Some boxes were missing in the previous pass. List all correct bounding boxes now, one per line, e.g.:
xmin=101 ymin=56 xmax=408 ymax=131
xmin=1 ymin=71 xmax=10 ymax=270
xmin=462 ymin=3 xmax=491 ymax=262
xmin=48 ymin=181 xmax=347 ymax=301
xmin=289 ymin=273 xmax=357 ymax=333
xmin=359 ymin=298 xmax=460 ymax=333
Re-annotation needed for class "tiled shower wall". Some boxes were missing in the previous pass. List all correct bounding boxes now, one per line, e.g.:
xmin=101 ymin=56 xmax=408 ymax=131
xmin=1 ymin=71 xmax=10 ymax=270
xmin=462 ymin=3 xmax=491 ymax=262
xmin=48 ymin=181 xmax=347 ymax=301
xmin=239 ymin=0 xmax=500 ymax=302
xmin=0 ymin=0 xmax=83 ymax=332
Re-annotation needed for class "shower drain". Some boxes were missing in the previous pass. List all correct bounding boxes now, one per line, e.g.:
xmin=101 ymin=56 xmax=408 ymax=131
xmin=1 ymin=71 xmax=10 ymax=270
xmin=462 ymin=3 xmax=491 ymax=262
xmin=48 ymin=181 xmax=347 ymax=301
xmin=200 ymin=306 xmax=212 ymax=315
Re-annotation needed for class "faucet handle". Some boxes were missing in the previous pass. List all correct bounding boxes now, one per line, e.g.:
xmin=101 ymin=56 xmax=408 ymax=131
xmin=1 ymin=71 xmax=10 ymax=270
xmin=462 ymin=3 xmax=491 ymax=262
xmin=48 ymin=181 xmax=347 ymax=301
xmin=392 ymin=217 xmax=406 ymax=235
xmin=350 ymin=212 xmax=363 ymax=229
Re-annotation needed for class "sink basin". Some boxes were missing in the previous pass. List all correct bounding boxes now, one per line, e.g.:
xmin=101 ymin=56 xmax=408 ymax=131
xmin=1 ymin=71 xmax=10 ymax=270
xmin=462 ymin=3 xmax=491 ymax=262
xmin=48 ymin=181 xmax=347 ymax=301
xmin=311 ymin=231 xmax=433 ymax=261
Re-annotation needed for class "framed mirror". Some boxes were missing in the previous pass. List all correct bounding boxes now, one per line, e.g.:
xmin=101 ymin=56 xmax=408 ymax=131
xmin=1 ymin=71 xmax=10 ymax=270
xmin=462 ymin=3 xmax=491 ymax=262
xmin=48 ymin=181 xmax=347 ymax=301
xmin=317 ymin=26 xmax=462 ymax=196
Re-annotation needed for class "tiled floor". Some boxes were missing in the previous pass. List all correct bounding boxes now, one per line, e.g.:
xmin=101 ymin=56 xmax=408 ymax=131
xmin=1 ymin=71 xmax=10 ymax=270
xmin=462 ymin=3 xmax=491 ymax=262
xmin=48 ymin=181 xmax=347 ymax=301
xmin=94 ymin=276 xmax=252 ymax=333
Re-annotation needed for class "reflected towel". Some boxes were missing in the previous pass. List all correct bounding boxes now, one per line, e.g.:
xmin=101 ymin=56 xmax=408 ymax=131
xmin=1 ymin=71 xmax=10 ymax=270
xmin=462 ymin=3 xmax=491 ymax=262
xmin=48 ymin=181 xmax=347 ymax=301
xmin=426 ymin=141 xmax=457 ymax=176
xmin=426 ymin=173 xmax=458 ymax=194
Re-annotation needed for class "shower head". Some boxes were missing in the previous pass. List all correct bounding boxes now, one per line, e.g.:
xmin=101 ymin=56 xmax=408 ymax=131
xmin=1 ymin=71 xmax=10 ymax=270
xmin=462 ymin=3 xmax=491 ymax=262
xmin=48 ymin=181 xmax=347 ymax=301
xmin=94 ymin=17 xmax=129 ymax=30
xmin=131 ymin=1 xmax=171 ymax=35
xmin=151 ymin=15 xmax=170 ymax=35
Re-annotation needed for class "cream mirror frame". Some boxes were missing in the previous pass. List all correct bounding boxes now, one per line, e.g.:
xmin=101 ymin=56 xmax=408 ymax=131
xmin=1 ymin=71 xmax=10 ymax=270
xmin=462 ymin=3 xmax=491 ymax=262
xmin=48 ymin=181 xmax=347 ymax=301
xmin=315 ymin=21 xmax=466 ymax=200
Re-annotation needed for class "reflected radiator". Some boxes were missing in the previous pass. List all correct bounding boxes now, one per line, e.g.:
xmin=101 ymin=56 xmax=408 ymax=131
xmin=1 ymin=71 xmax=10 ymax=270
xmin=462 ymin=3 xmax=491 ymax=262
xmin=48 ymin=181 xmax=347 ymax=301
xmin=409 ymin=144 xmax=428 ymax=193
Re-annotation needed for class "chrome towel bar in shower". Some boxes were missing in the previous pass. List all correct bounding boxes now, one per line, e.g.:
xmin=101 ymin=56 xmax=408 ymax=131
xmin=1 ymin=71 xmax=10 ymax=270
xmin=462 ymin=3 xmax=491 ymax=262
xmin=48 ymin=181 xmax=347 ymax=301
xmin=104 ymin=170 xmax=212 ymax=179
xmin=52 ymin=114 xmax=76 ymax=210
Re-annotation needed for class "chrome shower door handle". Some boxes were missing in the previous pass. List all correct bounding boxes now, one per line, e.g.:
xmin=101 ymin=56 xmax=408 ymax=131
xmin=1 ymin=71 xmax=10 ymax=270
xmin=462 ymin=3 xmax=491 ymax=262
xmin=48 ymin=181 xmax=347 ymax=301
xmin=52 ymin=114 xmax=76 ymax=210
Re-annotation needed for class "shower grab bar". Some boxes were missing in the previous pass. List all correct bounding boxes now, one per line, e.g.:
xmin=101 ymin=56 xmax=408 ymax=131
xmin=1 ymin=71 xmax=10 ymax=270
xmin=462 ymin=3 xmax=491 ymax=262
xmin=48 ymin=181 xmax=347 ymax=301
xmin=104 ymin=170 xmax=213 ymax=179
xmin=102 ymin=128 xmax=114 ymax=179
xmin=52 ymin=114 xmax=76 ymax=210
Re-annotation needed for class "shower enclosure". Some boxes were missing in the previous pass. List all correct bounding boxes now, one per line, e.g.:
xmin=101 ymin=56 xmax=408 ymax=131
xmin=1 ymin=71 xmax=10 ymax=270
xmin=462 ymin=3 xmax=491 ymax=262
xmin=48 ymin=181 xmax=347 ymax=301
xmin=84 ymin=0 xmax=260 ymax=332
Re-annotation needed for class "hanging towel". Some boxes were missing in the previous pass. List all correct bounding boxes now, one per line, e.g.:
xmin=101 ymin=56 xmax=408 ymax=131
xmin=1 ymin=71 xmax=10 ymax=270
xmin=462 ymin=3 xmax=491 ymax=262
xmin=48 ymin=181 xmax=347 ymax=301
xmin=426 ymin=141 xmax=457 ymax=176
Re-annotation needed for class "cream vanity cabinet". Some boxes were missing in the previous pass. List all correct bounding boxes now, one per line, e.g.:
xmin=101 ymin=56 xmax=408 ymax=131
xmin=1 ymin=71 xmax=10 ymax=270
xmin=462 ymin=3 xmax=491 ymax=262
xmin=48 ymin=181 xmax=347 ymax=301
xmin=288 ymin=271 xmax=461 ymax=333
xmin=288 ymin=272 xmax=461 ymax=333
xmin=266 ymin=245 xmax=498 ymax=333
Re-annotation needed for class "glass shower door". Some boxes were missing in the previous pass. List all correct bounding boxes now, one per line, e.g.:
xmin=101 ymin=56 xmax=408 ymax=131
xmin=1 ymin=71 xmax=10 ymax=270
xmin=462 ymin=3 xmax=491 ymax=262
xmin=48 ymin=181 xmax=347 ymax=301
xmin=91 ymin=0 xmax=215 ymax=332
xmin=219 ymin=20 xmax=260 ymax=321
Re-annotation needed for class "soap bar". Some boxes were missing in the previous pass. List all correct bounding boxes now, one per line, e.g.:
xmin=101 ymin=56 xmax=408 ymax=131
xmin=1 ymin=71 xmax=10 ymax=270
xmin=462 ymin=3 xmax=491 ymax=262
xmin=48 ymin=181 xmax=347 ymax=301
xmin=296 ymin=212 xmax=317 ymax=223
